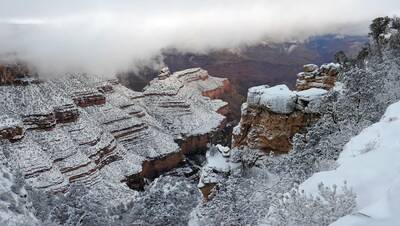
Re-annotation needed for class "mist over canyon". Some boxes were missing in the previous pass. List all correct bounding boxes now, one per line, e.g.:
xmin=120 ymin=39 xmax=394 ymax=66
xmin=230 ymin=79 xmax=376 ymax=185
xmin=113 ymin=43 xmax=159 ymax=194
xmin=1 ymin=1 xmax=400 ymax=226
xmin=1 ymin=0 xmax=399 ymax=75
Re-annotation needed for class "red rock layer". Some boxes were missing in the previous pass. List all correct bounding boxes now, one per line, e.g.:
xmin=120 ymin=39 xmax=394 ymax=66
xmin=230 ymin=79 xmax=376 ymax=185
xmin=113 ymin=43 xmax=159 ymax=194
xmin=233 ymin=106 xmax=318 ymax=153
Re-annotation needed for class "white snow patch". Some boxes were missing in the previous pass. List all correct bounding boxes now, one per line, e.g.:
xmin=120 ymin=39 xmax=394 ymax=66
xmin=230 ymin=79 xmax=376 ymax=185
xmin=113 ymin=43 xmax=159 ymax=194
xmin=0 ymin=115 xmax=22 ymax=130
xmin=259 ymin=85 xmax=297 ymax=114
xmin=247 ymin=85 xmax=270 ymax=105
xmin=303 ymin=64 xmax=319 ymax=72
xmin=333 ymin=81 xmax=345 ymax=94
xmin=300 ymin=101 xmax=400 ymax=226
xmin=296 ymin=88 xmax=327 ymax=101
xmin=198 ymin=146 xmax=241 ymax=188
xmin=205 ymin=145 xmax=236 ymax=173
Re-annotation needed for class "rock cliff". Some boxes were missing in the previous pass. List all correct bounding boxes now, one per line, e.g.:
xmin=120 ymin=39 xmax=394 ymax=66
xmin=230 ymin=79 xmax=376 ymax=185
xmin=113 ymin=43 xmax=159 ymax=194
xmin=0 ymin=64 xmax=230 ymax=204
xmin=232 ymin=64 xmax=340 ymax=153
xmin=296 ymin=63 xmax=340 ymax=91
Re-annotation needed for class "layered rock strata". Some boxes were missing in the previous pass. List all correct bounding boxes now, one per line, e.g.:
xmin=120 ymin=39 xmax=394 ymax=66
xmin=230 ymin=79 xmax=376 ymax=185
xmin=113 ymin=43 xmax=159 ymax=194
xmin=296 ymin=63 xmax=340 ymax=91
xmin=233 ymin=64 xmax=338 ymax=154
xmin=0 ymin=64 xmax=230 ymax=204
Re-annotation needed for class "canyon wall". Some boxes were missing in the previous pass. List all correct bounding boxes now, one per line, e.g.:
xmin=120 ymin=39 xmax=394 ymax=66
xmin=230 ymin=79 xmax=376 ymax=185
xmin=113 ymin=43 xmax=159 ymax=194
xmin=232 ymin=63 xmax=340 ymax=153
xmin=0 ymin=64 xmax=231 ymax=203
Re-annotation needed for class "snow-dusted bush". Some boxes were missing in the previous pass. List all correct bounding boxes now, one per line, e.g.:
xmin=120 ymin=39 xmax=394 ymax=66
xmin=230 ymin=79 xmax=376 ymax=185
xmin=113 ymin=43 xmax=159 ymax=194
xmin=265 ymin=182 xmax=356 ymax=226
xmin=193 ymin=168 xmax=273 ymax=226
xmin=28 ymin=175 xmax=201 ymax=226
xmin=0 ymin=167 xmax=40 ymax=226
xmin=116 ymin=176 xmax=200 ymax=226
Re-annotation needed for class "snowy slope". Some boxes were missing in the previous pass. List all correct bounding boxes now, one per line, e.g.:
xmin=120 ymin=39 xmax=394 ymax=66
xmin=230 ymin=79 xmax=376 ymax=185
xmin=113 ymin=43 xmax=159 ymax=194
xmin=0 ymin=167 xmax=39 ymax=226
xmin=300 ymin=101 xmax=400 ymax=226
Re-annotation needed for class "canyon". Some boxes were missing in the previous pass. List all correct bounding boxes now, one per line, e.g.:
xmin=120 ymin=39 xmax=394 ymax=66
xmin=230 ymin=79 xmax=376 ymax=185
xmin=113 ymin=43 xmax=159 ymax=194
xmin=0 ymin=64 xmax=233 ymax=203
xmin=1 ymin=13 xmax=399 ymax=226
xmin=118 ymin=35 xmax=365 ymax=125
xmin=120 ymin=35 xmax=366 ymax=96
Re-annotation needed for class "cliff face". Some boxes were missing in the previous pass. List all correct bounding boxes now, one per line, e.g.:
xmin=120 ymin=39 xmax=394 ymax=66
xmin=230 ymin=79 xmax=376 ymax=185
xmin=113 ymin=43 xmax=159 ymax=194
xmin=296 ymin=63 xmax=339 ymax=91
xmin=0 ymin=65 xmax=229 ymax=202
xmin=233 ymin=63 xmax=340 ymax=153
xmin=0 ymin=63 xmax=36 ymax=85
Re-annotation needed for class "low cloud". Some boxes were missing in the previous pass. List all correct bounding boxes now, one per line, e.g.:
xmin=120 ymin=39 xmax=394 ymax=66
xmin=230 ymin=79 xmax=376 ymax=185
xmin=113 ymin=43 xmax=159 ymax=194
xmin=0 ymin=0 xmax=399 ymax=76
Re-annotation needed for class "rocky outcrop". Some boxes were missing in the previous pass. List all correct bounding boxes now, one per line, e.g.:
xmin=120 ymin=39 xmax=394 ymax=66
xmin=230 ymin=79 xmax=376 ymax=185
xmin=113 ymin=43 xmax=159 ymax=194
xmin=54 ymin=104 xmax=80 ymax=123
xmin=158 ymin=67 xmax=171 ymax=80
xmin=72 ymin=90 xmax=106 ymax=107
xmin=201 ymin=79 xmax=233 ymax=100
xmin=233 ymin=64 xmax=338 ymax=154
xmin=0 ymin=66 xmax=230 ymax=202
xmin=198 ymin=145 xmax=241 ymax=199
xmin=233 ymin=103 xmax=318 ymax=153
xmin=296 ymin=63 xmax=340 ymax=91
xmin=0 ymin=63 xmax=38 ymax=85
xmin=0 ymin=115 xmax=25 ymax=140
xmin=139 ymin=67 xmax=230 ymax=151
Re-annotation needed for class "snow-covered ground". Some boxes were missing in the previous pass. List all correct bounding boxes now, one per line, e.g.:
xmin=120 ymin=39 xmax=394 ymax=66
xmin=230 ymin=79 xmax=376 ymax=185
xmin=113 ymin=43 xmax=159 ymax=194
xmin=300 ymin=101 xmax=400 ymax=226
xmin=198 ymin=145 xmax=241 ymax=188
xmin=295 ymin=88 xmax=327 ymax=102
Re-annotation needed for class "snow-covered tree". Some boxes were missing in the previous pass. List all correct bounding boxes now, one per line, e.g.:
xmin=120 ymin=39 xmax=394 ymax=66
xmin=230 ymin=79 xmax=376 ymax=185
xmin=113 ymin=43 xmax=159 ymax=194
xmin=265 ymin=182 xmax=356 ymax=226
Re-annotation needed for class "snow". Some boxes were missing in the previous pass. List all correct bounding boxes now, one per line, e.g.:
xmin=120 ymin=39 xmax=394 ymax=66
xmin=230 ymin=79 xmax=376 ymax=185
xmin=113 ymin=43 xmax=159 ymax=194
xmin=247 ymin=84 xmax=298 ymax=113
xmin=204 ymin=145 xmax=236 ymax=173
xmin=206 ymin=148 xmax=230 ymax=173
xmin=300 ymin=101 xmax=400 ymax=226
xmin=0 ymin=166 xmax=39 ymax=225
xmin=321 ymin=62 xmax=341 ymax=71
xmin=0 ymin=115 xmax=22 ymax=130
xmin=198 ymin=146 xmax=242 ymax=188
xmin=247 ymin=84 xmax=329 ymax=114
xmin=296 ymin=88 xmax=328 ymax=101
xmin=303 ymin=64 xmax=319 ymax=72
xmin=333 ymin=81 xmax=345 ymax=94
xmin=247 ymin=85 xmax=270 ymax=105
xmin=259 ymin=85 xmax=297 ymax=114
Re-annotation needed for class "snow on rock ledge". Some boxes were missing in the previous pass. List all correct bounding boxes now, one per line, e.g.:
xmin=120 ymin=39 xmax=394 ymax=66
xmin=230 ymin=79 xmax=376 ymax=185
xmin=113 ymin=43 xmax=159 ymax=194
xmin=296 ymin=88 xmax=328 ymax=101
xmin=0 ymin=166 xmax=39 ymax=225
xmin=296 ymin=63 xmax=340 ymax=91
xmin=300 ymin=101 xmax=400 ymax=226
xmin=198 ymin=145 xmax=241 ymax=199
xmin=247 ymin=85 xmax=270 ymax=105
xmin=247 ymin=85 xmax=297 ymax=114
xmin=295 ymin=88 xmax=328 ymax=113
xmin=233 ymin=64 xmax=338 ymax=153
xmin=0 ymin=114 xmax=25 ymax=140
xmin=259 ymin=85 xmax=297 ymax=114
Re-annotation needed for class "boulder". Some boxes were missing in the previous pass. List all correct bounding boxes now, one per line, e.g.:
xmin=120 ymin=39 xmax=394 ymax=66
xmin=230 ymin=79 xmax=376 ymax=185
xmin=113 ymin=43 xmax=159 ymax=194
xmin=158 ymin=67 xmax=171 ymax=80
xmin=247 ymin=85 xmax=270 ymax=105
xmin=259 ymin=85 xmax=297 ymax=114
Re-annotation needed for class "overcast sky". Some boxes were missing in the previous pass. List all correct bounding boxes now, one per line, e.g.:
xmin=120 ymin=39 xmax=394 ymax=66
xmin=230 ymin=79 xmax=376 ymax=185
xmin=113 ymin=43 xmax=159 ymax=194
xmin=0 ymin=0 xmax=399 ymax=76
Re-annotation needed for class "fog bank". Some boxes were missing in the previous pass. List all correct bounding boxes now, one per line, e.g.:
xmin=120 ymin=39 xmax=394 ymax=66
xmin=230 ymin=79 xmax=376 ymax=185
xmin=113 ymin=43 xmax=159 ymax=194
xmin=0 ymin=0 xmax=399 ymax=76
